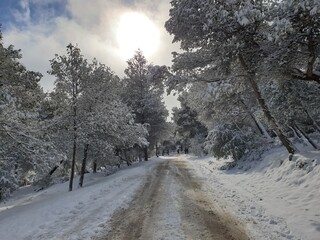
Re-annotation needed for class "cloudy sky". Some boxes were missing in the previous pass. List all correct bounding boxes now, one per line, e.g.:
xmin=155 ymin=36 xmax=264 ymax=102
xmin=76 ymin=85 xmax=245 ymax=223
xmin=0 ymin=0 xmax=180 ymax=113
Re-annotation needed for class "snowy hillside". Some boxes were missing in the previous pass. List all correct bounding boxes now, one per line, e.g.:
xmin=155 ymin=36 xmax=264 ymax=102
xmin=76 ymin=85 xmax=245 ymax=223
xmin=187 ymin=146 xmax=320 ymax=240
xmin=0 ymin=159 xmax=164 ymax=240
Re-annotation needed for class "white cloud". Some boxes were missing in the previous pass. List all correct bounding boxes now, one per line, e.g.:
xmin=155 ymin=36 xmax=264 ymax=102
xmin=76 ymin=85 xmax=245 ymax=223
xmin=3 ymin=0 xmax=180 ymax=111
xmin=13 ymin=0 xmax=31 ymax=23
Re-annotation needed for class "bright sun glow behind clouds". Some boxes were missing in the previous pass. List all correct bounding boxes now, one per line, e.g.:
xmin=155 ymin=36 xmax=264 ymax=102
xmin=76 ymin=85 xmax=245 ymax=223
xmin=116 ymin=12 xmax=160 ymax=60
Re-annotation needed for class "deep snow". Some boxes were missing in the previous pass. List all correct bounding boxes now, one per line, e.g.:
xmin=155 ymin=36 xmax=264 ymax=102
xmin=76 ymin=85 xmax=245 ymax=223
xmin=0 ymin=147 xmax=319 ymax=240
xmin=187 ymin=146 xmax=320 ymax=240
xmin=0 ymin=158 xmax=165 ymax=240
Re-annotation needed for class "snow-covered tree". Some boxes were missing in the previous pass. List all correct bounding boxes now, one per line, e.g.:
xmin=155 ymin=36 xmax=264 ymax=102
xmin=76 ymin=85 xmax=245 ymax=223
xmin=165 ymin=0 xmax=296 ymax=155
xmin=175 ymin=80 xmax=268 ymax=160
xmin=261 ymin=77 xmax=320 ymax=149
xmin=49 ymin=44 xmax=91 ymax=191
xmin=77 ymin=60 xmax=148 ymax=185
xmin=269 ymin=0 xmax=320 ymax=84
xmin=48 ymin=46 xmax=149 ymax=189
xmin=121 ymin=50 xmax=168 ymax=160
xmin=0 ymin=30 xmax=60 ymax=199
xmin=205 ymin=122 xmax=260 ymax=161
xmin=172 ymin=93 xmax=208 ymax=155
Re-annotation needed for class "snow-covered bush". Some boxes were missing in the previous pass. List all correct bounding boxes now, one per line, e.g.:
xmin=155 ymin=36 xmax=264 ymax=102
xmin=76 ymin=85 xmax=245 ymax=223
xmin=189 ymin=134 xmax=207 ymax=156
xmin=205 ymin=123 xmax=262 ymax=161
xmin=0 ymin=162 xmax=18 ymax=200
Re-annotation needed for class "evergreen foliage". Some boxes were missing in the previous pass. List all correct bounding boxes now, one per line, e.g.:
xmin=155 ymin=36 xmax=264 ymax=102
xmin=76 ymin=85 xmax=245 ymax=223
xmin=121 ymin=50 xmax=169 ymax=160
xmin=165 ymin=0 xmax=320 ymax=160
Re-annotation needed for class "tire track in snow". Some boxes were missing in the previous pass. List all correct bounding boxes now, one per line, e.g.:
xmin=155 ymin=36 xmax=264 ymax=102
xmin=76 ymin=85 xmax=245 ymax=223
xmin=97 ymin=158 xmax=249 ymax=240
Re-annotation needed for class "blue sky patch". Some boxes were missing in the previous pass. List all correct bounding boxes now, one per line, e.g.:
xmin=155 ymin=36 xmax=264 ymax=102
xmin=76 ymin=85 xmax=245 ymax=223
xmin=0 ymin=0 xmax=69 ymax=31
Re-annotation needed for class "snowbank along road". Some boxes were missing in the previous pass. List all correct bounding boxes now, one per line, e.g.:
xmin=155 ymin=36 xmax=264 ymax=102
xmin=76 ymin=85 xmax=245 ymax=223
xmin=94 ymin=157 xmax=249 ymax=240
xmin=1 ymin=152 xmax=317 ymax=239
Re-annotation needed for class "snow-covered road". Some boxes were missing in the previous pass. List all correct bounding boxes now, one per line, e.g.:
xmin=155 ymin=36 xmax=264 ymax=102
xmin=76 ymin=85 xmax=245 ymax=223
xmin=0 ymin=159 xmax=163 ymax=240
xmin=1 ymin=152 xmax=319 ymax=240
xmin=96 ymin=157 xmax=248 ymax=240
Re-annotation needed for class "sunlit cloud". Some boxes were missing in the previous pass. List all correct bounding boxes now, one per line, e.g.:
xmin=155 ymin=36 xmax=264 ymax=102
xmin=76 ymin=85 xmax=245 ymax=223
xmin=1 ymin=0 xmax=180 ymax=114
xmin=115 ymin=12 xmax=160 ymax=60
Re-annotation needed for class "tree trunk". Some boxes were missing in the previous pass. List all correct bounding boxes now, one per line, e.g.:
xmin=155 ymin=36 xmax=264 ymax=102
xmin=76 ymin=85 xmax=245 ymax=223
xmin=256 ymin=120 xmax=273 ymax=140
xmin=306 ymin=34 xmax=316 ymax=78
xmin=79 ymin=143 xmax=89 ymax=187
xmin=69 ymin=139 xmax=76 ymax=191
xmin=93 ymin=161 xmax=97 ymax=173
xmin=303 ymin=107 xmax=320 ymax=133
xmin=248 ymin=75 xmax=296 ymax=154
xmin=48 ymin=160 xmax=64 ymax=176
xmin=239 ymin=53 xmax=296 ymax=155
xmin=291 ymin=125 xmax=302 ymax=138
xmin=155 ymin=144 xmax=159 ymax=157
xmin=144 ymin=146 xmax=148 ymax=161
xmin=124 ymin=150 xmax=131 ymax=166
xmin=294 ymin=124 xmax=319 ymax=150
xmin=240 ymin=98 xmax=266 ymax=136
xmin=69 ymin=106 xmax=77 ymax=192
xmin=250 ymin=113 xmax=264 ymax=135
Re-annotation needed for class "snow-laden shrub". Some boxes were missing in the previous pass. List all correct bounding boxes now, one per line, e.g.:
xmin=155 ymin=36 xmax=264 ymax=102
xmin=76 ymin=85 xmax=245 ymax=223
xmin=189 ymin=134 xmax=207 ymax=156
xmin=0 ymin=163 xmax=18 ymax=200
xmin=205 ymin=123 xmax=263 ymax=161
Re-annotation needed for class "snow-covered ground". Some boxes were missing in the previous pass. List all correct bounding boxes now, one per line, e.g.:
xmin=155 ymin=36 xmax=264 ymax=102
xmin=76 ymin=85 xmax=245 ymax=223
xmin=187 ymin=146 xmax=320 ymax=240
xmin=0 ymin=158 xmax=165 ymax=240
xmin=1 ymin=147 xmax=319 ymax=240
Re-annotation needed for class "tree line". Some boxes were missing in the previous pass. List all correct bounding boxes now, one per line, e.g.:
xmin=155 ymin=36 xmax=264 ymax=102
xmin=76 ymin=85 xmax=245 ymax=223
xmin=0 ymin=32 xmax=168 ymax=199
xmin=1 ymin=0 xmax=319 ymax=199
xmin=167 ymin=0 xmax=320 ymax=160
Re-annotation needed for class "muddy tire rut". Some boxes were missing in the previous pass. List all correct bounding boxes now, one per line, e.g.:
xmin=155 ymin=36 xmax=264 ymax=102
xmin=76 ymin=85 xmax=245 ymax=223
xmin=95 ymin=157 xmax=249 ymax=240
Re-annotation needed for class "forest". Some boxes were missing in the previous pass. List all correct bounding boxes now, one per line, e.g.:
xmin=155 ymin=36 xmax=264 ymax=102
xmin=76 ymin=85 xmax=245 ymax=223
xmin=1 ymin=0 xmax=320 ymax=201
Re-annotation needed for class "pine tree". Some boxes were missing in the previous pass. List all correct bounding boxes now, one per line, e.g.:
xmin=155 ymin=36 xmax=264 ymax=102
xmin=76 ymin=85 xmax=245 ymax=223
xmin=49 ymin=44 xmax=90 ymax=191
xmin=165 ymin=0 xmax=296 ymax=155
xmin=172 ymin=93 xmax=208 ymax=155
xmin=122 ymin=50 xmax=168 ymax=160
xmin=269 ymin=0 xmax=320 ymax=84
xmin=0 ymin=29 xmax=59 ymax=199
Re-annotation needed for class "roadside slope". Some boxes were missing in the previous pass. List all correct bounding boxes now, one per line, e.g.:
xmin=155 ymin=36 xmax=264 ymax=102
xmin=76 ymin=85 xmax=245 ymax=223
xmin=0 ymin=158 xmax=164 ymax=240
xmin=186 ymin=147 xmax=320 ymax=240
